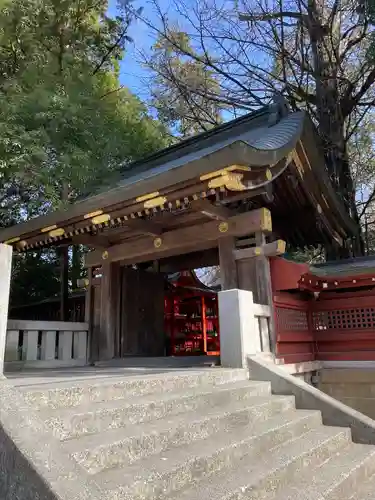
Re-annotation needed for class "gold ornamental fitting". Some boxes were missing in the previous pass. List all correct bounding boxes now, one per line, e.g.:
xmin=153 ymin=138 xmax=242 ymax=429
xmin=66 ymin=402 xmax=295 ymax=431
xmin=154 ymin=237 xmax=163 ymax=248
xmin=218 ymin=222 xmax=229 ymax=233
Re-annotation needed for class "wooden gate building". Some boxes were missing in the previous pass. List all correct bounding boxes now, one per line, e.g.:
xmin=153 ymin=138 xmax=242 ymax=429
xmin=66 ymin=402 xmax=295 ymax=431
xmin=0 ymin=100 xmax=359 ymax=363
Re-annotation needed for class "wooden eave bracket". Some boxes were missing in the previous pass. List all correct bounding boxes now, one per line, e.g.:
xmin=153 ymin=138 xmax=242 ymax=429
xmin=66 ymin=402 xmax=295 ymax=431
xmin=234 ymin=240 xmax=286 ymax=260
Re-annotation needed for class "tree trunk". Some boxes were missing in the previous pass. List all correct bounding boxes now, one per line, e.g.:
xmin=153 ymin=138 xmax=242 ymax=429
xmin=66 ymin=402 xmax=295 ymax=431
xmin=307 ymin=0 xmax=364 ymax=257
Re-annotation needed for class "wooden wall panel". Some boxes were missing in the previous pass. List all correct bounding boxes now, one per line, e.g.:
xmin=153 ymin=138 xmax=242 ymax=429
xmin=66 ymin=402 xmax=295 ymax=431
xmin=274 ymin=292 xmax=315 ymax=364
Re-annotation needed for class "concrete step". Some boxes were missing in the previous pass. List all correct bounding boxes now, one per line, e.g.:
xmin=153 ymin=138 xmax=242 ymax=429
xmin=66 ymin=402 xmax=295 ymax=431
xmin=163 ymin=427 xmax=351 ymax=500
xmin=20 ymin=368 xmax=248 ymax=410
xmin=348 ymin=473 xmax=375 ymax=499
xmin=63 ymin=405 xmax=317 ymax=475
xmin=44 ymin=380 xmax=271 ymax=440
xmin=95 ymin=420 xmax=348 ymax=500
xmin=274 ymin=442 xmax=375 ymax=500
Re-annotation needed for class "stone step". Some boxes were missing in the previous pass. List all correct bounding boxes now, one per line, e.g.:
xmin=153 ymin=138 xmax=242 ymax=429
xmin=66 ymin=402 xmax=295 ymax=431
xmin=63 ymin=404 xmax=317 ymax=475
xmin=162 ymin=427 xmax=351 ymax=500
xmin=274 ymin=442 xmax=375 ymax=500
xmin=21 ymin=368 xmax=248 ymax=410
xmin=44 ymin=380 xmax=271 ymax=440
xmin=348 ymin=473 xmax=375 ymax=499
xmin=95 ymin=420 xmax=348 ymax=500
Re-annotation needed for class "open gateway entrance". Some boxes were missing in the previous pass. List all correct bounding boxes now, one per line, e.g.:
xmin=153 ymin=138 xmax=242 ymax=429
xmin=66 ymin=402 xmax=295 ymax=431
xmin=88 ymin=260 xmax=220 ymax=361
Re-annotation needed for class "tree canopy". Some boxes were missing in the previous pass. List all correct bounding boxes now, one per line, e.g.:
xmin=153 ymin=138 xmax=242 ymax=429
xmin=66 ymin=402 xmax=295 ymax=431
xmin=148 ymin=32 xmax=223 ymax=137
xmin=0 ymin=0 xmax=169 ymax=305
xmin=142 ymin=0 xmax=375 ymax=255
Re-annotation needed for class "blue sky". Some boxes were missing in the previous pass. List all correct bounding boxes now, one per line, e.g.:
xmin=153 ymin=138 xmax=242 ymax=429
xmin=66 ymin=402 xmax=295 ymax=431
xmin=107 ymin=0 xmax=167 ymax=100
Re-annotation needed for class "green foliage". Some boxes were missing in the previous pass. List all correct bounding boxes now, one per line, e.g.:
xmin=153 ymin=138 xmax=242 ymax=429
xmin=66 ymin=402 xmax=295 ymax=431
xmin=0 ymin=0 xmax=169 ymax=306
xmin=284 ymin=247 xmax=325 ymax=265
xmin=0 ymin=0 xmax=168 ymax=212
xmin=149 ymin=32 xmax=223 ymax=137
xmin=10 ymin=250 xmax=60 ymax=307
xmin=0 ymin=70 xmax=167 ymax=208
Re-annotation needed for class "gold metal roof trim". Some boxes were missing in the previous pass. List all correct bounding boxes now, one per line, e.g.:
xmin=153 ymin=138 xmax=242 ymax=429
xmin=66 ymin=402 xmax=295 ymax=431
xmin=14 ymin=186 xmax=225 ymax=252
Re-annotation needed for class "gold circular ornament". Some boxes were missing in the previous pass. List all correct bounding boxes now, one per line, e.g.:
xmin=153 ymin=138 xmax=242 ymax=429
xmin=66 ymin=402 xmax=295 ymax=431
xmin=154 ymin=237 xmax=162 ymax=248
xmin=17 ymin=240 xmax=27 ymax=250
xmin=219 ymin=222 xmax=229 ymax=233
xmin=102 ymin=250 xmax=109 ymax=260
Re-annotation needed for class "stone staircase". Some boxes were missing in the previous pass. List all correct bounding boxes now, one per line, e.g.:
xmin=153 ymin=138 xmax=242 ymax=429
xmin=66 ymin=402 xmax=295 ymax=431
xmin=7 ymin=368 xmax=375 ymax=499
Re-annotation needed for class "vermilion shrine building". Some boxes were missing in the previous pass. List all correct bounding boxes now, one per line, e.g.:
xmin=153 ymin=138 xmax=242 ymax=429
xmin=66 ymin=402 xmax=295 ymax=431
xmin=0 ymin=100 xmax=371 ymax=372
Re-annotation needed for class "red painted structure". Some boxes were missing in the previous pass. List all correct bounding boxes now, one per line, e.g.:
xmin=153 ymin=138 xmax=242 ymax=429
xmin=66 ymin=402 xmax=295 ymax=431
xmin=271 ymin=257 xmax=375 ymax=363
xmin=164 ymin=271 xmax=220 ymax=356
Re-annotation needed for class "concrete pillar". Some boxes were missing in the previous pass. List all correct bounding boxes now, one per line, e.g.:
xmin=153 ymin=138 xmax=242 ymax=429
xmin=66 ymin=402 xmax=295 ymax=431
xmin=74 ymin=331 xmax=87 ymax=360
xmin=218 ymin=289 xmax=262 ymax=368
xmin=60 ymin=331 xmax=73 ymax=361
xmin=24 ymin=330 xmax=38 ymax=360
xmin=0 ymin=244 xmax=12 ymax=375
xmin=41 ymin=331 xmax=56 ymax=360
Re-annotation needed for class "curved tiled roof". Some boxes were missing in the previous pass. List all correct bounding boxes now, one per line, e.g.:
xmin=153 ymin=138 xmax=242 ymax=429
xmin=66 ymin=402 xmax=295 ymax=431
xmin=0 ymin=104 xmax=358 ymax=252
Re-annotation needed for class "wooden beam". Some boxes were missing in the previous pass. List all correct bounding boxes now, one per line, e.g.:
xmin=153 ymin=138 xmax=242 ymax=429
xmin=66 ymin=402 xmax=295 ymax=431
xmin=72 ymin=233 xmax=110 ymax=249
xmin=191 ymin=199 xmax=234 ymax=221
xmin=85 ymin=209 xmax=271 ymax=268
xmin=219 ymin=237 xmax=238 ymax=290
xmin=236 ymin=237 xmax=256 ymax=248
xmin=159 ymin=248 xmax=219 ymax=273
xmin=234 ymin=240 xmax=286 ymax=260
xmin=124 ymin=218 xmax=163 ymax=237
xmin=222 ymin=184 xmax=273 ymax=205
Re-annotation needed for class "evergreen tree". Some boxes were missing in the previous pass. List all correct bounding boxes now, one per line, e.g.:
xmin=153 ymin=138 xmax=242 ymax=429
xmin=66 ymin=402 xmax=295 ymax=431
xmin=0 ymin=0 xmax=169 ymax=306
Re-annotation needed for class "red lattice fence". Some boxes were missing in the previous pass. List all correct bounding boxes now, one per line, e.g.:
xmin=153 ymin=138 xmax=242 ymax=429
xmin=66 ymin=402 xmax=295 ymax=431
xmin=274 ymin=289 xmax=375 ymax=363
xmin=311 ymin=290 xmax=375 ymax=361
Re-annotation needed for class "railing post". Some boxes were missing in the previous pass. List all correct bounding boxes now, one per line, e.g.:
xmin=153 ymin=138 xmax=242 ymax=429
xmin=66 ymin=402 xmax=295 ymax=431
xmin=218 ymin=289 xmax=261 ymax=368
xmin=61 ymin=330 xmax=73 ymax=361
xmin=0 ymin=244 xmax=12 ymax=376
xmin=24 ymin=330 xmax=38 ymax=361
xmin=41 ymin=331 xmax=57 ymax=360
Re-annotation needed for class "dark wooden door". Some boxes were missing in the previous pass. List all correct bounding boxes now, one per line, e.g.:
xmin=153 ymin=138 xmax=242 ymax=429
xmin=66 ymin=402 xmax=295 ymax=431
xmin=120 ymin=268 xmax=165 ymax=357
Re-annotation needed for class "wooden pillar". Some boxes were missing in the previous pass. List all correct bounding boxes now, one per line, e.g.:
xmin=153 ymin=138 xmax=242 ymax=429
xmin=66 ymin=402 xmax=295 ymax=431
xmin=218 ymin=237 xmax=238 ymax=290
xmin=99 ymin=260 xmax=121 ymax=361
xmin=58 ymin=246 xmax=69 ymax=322
xmin=236 ymin=232 xmax=273 ymax=305
xmin=85 ymin=267 xmax=94 ymax=362
xmin=84 ymin=268 xmax=93 ymax=324
xmin=235 ymin=233 xmax=286 ymax=355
